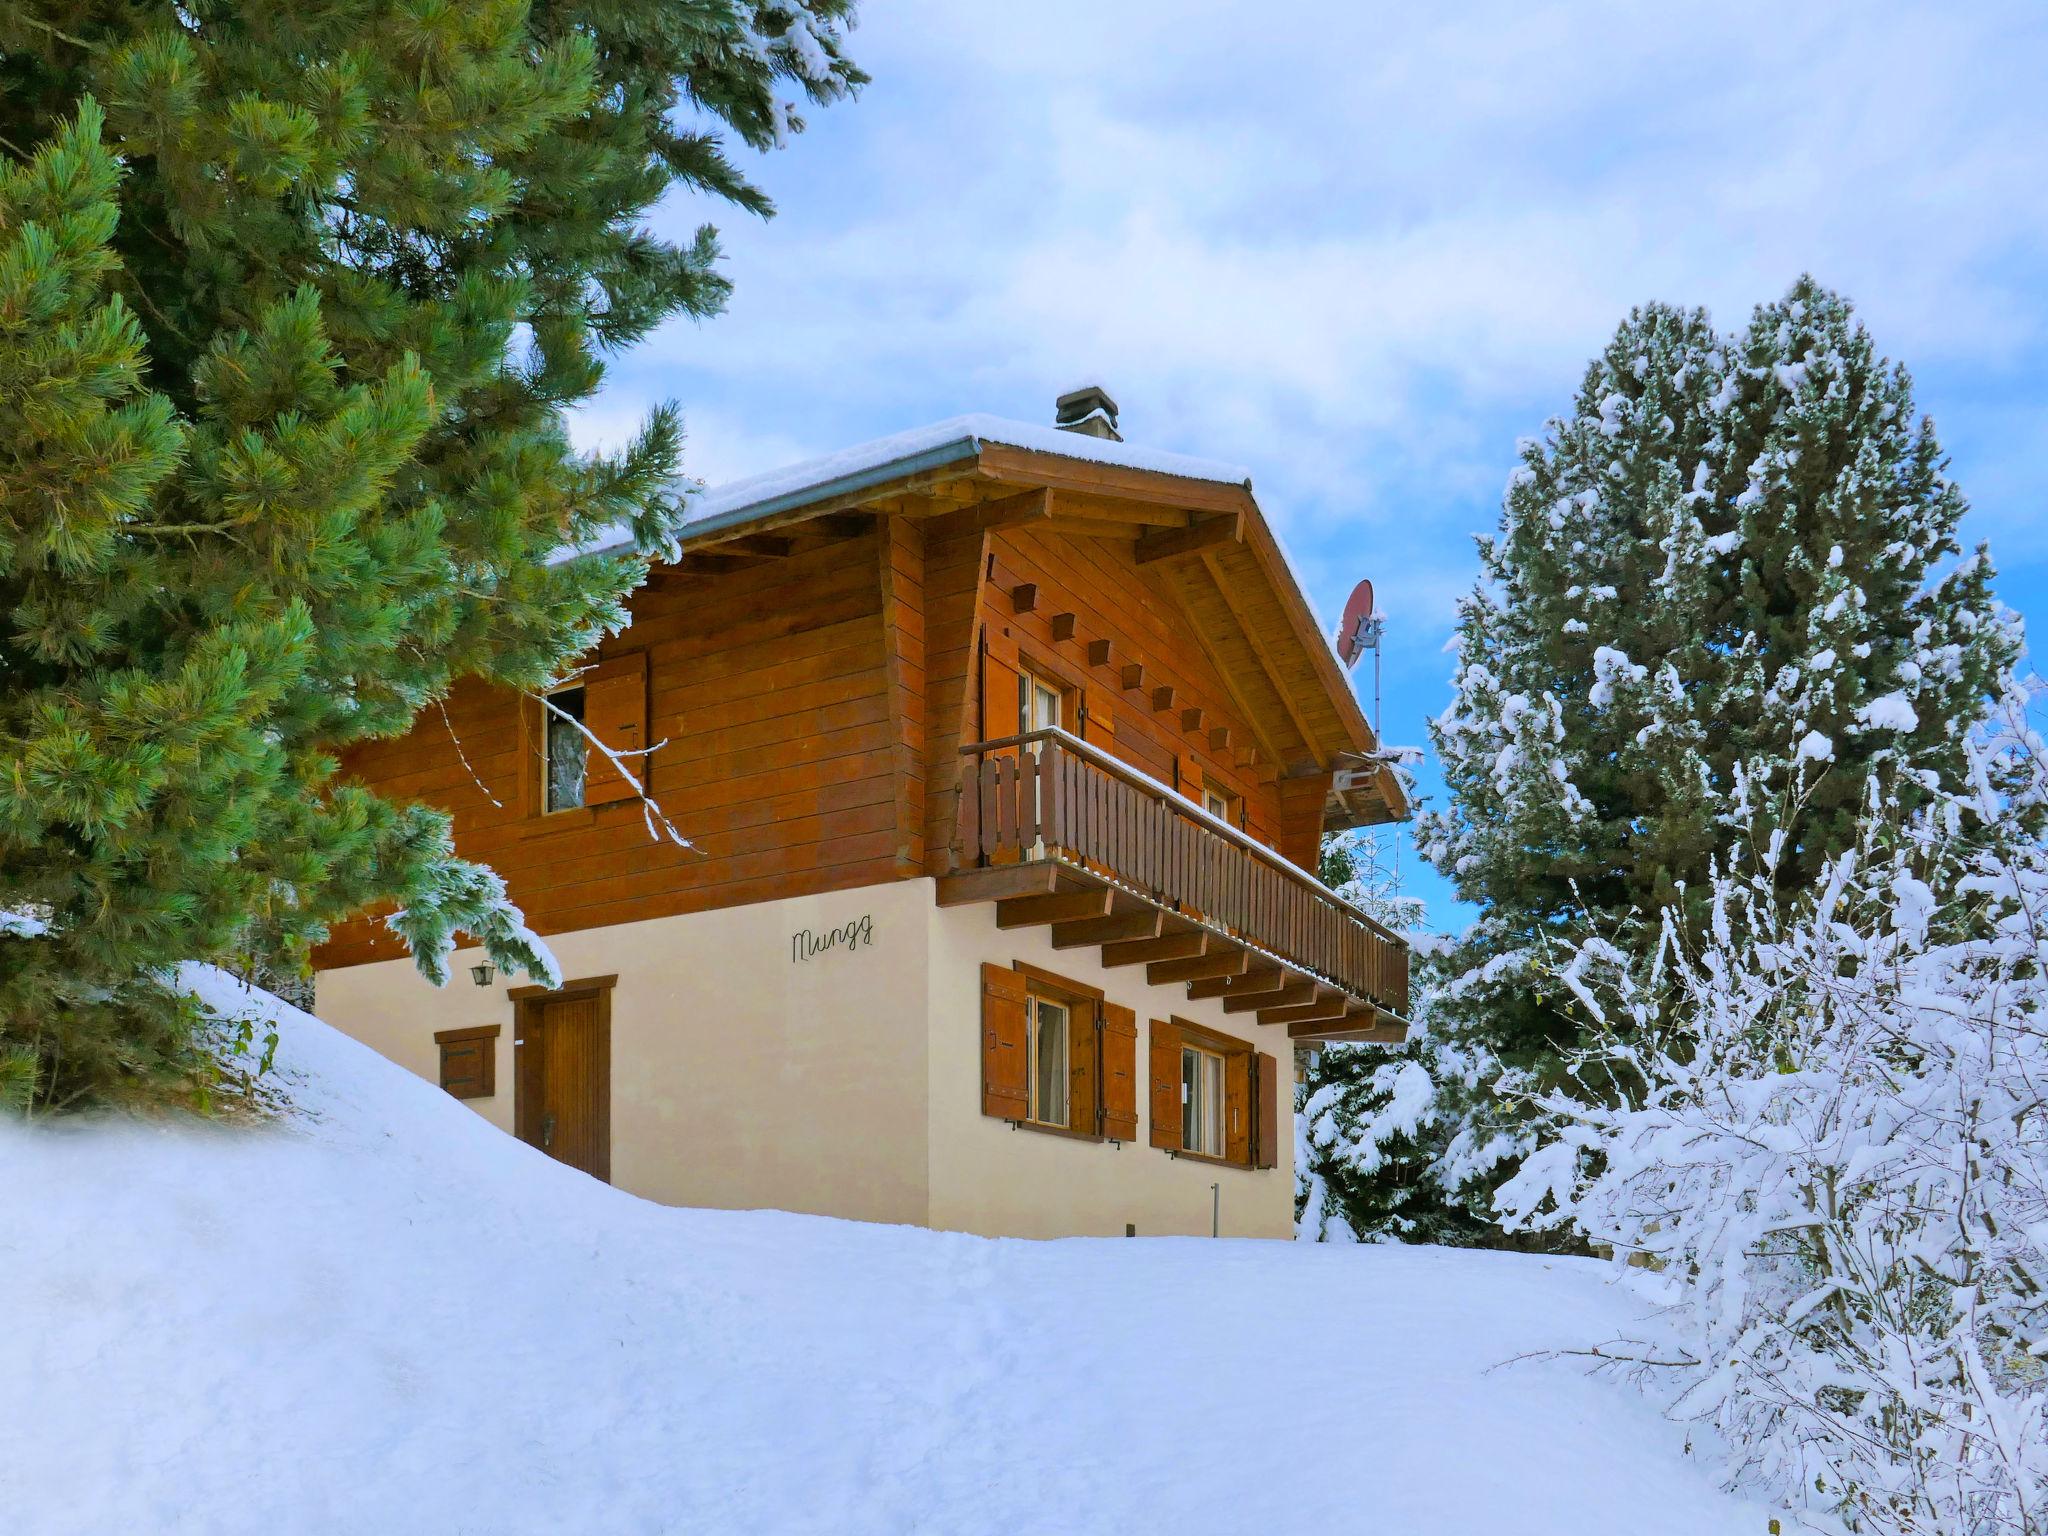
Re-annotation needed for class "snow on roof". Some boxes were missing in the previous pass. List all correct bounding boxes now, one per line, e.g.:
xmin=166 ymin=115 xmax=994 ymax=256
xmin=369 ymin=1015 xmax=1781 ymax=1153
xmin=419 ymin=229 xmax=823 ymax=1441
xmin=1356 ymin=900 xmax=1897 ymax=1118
xmin=551 ymin=412 xmax=1392 ymax=795
xmin=556 ymin=414 xmax=1251 ymax=564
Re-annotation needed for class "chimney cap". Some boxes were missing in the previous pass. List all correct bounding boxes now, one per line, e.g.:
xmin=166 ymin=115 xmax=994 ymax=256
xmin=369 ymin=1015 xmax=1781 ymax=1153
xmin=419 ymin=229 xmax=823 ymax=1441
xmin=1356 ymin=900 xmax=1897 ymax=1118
xmin=1054 ymin=384 xmax=1121 ymax=442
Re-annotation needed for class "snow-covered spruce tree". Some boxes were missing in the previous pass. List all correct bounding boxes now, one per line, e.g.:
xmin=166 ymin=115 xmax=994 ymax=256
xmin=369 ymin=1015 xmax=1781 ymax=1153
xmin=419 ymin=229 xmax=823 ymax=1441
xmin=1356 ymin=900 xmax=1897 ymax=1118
xmin=1295 ymin=829 xmax=1482 ymax=1244
xmin=0 ymin=6 xmax=860 ymax=1107
xmin=1498 ymin=690 xmax=2048 ymax=1535
xmin=1415 ymin=277 xmax=2017 ymax=1197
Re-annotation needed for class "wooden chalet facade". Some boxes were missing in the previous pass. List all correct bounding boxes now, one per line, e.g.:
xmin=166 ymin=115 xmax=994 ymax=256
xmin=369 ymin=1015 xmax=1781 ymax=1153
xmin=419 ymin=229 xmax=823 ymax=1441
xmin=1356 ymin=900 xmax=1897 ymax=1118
xmin=315 ymin=392 xmax=1410 ymax=1239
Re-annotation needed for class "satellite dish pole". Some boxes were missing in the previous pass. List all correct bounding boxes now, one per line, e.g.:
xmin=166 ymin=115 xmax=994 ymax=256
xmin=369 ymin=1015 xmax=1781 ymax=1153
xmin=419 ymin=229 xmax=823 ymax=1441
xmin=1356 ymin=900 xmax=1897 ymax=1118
xmin=1334 ymin=578 xmax=1392 ymax=883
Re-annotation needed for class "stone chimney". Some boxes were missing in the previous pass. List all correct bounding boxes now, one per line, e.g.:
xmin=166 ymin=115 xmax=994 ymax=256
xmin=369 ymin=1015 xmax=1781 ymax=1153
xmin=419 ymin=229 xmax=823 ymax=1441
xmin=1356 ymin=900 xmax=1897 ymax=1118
xmin=1054 ymin=384 xmax=1121 ymax=442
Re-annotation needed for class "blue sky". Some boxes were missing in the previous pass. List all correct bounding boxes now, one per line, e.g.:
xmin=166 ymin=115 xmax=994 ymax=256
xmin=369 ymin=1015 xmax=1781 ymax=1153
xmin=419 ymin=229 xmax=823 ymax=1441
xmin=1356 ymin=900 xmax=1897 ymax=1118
xmin=571 ymin=3 xmax=2048 ymax=933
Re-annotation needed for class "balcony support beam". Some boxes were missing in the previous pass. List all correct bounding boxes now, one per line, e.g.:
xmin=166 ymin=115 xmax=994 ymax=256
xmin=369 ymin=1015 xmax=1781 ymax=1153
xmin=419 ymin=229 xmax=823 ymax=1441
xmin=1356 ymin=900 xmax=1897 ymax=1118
xmin=1101 ymin=931 xmax=1206 ymax=969
xmin=1184 ymin=964 xmax=1285 ymax=1000
xmin=1050 ymin=909 xmax=1165 ymax=949
xmin=1146 ymin=946 xmax=1251 ymax=986
xmin=996 ymin=888 xmax=1113 ymax=930
xmin=1227 ymin=979 xmax=1313 ymax=1014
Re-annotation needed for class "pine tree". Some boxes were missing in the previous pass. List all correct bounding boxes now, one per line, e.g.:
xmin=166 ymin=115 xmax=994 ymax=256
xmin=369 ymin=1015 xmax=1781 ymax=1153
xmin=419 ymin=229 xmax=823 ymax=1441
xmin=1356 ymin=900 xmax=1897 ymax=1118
xmin=0 ymin=4 xmax=861 ymax=1107
xmin=1415 ymin=278 xmax=2019 ymax=1196
xmin=1294 ymin=829 xmax=1486 ymax=1244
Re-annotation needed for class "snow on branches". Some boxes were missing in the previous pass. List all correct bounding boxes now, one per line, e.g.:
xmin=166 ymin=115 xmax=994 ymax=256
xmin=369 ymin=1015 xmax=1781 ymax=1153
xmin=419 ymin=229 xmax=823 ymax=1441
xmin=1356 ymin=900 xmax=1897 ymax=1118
xmin=1497 ymin=690 xmax=2048 ymax=1535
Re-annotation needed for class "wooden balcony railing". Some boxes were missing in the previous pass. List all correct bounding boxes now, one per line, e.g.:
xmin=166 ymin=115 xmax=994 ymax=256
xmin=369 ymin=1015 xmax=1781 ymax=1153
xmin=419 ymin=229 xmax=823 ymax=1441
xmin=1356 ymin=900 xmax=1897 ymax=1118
xmin=958 ymin=728 xmax=1409 ymax=1018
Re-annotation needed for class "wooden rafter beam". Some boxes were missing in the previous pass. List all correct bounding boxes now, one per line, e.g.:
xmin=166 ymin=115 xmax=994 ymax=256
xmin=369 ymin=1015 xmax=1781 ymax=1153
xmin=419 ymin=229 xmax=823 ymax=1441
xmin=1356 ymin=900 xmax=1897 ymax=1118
xmin=1184 ymin=965 xmax=1286 ymax=1001
xmin=1101 ymin=931 xmax=1206 ymax=969
xmin=1049 ymin=908 xmax=1164 ymax=949
xmin=1200 ymin=549 xmax=1325 ymax=763
xmin=1290 ymin=1012 xmax=1407 ymax=1045
xmin=1158 ymin=560 xmax=1292 ymax=770
xmin=1135 ymin=512 xmax=1242 ymax=565
xmin=1226 ymin=979 xmax=1312 ymax=1014
xmin=1146 ymin=946 xmax=1251 ymax=986
xmin=926 ymin=486 xmax=1052 ymax=541
xmin=1259 ymin=991 xmax=1352 ymax=1027
xmin=996 ymin=888 xmax=1113 ymax=930
xmin=935 ymin=865 xmax=1057 ymax=907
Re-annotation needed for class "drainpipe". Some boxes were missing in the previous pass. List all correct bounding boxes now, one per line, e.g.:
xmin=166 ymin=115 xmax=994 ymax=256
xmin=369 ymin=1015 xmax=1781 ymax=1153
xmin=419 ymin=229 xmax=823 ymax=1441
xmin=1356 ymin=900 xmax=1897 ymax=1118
xmin=1211 ymin=1182 xmax=1220 ymax=1239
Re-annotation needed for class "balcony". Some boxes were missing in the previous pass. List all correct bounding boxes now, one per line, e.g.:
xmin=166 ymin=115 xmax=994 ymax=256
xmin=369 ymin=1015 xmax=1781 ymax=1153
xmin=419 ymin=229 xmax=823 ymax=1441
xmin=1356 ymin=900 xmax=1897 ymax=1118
xmin=945 ymin=728 xmax=1409 ymax=1041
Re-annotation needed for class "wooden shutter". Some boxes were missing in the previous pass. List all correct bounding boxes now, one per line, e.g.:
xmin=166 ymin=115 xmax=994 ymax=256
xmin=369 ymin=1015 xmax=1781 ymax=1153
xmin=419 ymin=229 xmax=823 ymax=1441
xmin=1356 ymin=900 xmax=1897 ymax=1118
xmin=1082 ymin=685 xmax=1115 ymax=749
xmin=1148 ymin=1019 xmax=1182 ymax=1150
xmin=980 ymin=962 xmax=1028 ymax=1121
xmin=1066 ymin=1002 xmax=1096 ymax=1134
xmin=582 ymin=651 xmax=647 ymax=805
xmin=1099 ymin=1002 xmax=1138 ymax=1141
xmin=1225 ymin=1050 xmax=1251 ymax=1166
xmin=1253 ymin=1050 xmax=1280 ymax=1169
xmin=983 ymin=627 xmax=1021 ymax=744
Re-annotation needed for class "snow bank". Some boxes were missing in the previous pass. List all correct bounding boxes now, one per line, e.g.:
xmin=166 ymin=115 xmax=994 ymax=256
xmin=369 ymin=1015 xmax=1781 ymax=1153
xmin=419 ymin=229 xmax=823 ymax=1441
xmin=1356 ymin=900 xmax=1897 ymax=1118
xmin=0 ymin=969 xmax=1767 ymax=1535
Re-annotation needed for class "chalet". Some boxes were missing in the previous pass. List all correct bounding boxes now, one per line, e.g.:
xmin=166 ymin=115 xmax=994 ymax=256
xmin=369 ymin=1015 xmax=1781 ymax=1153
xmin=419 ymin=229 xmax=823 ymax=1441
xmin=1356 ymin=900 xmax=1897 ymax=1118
xmin=313 ymin=387 xmax=1411 ymax=1239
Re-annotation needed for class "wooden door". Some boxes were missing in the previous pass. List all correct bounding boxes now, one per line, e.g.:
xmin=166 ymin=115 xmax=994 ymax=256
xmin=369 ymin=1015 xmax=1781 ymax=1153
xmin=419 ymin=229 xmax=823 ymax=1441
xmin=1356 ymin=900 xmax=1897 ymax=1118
xmin=514 ymin=981 xmax=612 ymax=1182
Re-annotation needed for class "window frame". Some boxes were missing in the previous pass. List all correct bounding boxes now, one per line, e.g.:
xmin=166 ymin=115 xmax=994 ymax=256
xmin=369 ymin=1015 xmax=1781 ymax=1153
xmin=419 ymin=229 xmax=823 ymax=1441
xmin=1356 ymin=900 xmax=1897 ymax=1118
xmin=541 ymin=682 xmax=590 ymax=815
xmin=1164 ymin=1015 xmax=1259 ymax=1171
xmin=1181 ymin=1041 xmax=1226 ymax=1157
xmin=1024 ymin=992 xmax=1071 ymax=1129
xmin=1017 ymin=664 xmax=1066 ymax=738
xmin=1010 ymin=960 xmax=1106 ymax=1142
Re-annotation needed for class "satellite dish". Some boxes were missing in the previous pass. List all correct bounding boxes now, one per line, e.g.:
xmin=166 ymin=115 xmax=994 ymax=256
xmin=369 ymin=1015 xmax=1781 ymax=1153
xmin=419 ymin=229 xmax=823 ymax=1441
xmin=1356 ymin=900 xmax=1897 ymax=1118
xmin=1335 ymin=578 xmax=1380 ymax=667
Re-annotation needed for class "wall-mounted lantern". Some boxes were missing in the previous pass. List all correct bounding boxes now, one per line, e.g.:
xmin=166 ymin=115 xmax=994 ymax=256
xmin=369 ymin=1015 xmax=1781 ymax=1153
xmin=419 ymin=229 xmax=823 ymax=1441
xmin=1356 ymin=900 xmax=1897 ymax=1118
xmin=469 ymin=961 xmax=497 ymax=988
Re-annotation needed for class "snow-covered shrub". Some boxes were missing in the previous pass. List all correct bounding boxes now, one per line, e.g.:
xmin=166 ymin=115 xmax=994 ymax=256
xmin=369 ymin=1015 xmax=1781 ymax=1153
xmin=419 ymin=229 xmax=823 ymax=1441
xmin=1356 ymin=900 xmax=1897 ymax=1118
xmin=1499 ymin=705 xmax=2048 ymax=1534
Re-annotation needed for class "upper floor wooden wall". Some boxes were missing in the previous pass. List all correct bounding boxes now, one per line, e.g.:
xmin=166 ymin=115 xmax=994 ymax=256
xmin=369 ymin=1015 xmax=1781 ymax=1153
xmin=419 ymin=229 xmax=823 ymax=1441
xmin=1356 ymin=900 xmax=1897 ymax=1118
xmin=318 ymin=469 xmax=1370 ymax=970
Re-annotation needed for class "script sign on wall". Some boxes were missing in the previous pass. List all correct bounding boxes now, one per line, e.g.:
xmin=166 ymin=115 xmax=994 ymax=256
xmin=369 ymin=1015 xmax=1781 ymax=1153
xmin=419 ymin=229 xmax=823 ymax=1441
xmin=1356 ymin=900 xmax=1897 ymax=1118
xmin=790 ymin=914 xmax=875 ymax=965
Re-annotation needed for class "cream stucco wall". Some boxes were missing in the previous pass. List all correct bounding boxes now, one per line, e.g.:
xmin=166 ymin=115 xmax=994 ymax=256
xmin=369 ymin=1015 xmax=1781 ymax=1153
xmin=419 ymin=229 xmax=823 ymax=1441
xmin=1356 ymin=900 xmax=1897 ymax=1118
xmin=314 ymin=876 xmax=1302 ymax=1240
xmin=314 ymin=880 xmax=935 ymax=1226
xmin=924 ymin=897 xmax=1299 ymax=1241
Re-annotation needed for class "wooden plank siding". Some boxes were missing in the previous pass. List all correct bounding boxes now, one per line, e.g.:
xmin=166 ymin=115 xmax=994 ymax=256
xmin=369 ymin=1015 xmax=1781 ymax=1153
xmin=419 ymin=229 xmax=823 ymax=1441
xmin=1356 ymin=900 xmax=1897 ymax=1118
xmin=318 ymin=527 xmax=905 ymax=968
xmin=978 ymin=525 xmax=1327 ymax=863
xmin=316 ymin=447 xmax=1378 ymax=973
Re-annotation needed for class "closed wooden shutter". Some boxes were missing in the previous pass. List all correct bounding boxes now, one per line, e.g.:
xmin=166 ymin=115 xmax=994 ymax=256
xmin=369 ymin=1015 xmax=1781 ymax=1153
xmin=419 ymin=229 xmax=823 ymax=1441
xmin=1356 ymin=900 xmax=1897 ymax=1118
xmin=1100 ymin=1001 xmax=1138 ymax=1141
xmin=1082 ymin=685 xmax=1115 ymax=749
xmin=1066 ymin=1000 xmax=1096 ymax=1134
xmin=582 ymin=651 xmax=648 ymax=805
xmin=980 ymin=962 xmax=1028 ymax=1121
xmin=1225 ymin=1050 xmax=1251 ymax=1166
xmin=1253 ymin=1050 xmax=1280 ymax=1169
xmin=983 ymin=627 xmax=1021 ymax=744
xmin=1148 ymin=1019 xmax=1182 ymax=1150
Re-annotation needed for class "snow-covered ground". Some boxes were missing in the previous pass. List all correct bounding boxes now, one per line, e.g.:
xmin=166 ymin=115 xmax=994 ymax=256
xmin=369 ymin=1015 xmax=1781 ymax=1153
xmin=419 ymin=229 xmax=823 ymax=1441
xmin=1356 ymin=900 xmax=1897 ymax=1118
xmin=1 ymin=970 xmax=1769 ymax=1535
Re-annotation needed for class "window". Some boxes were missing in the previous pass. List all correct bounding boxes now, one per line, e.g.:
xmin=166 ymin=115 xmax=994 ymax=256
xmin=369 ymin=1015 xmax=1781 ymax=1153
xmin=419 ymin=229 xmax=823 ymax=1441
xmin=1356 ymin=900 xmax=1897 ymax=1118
xmin=1203 ymin=786 xmax=1239 ymax=825
xmin=1018 ymin=667 xmax=1063 ymax=736
xmin=1181 ymin=1044 xmax=1225 ymax=1157
xmin=1027 ymin=993 xmax=1070 ymax=1128
xmin=544 ymin=686 xmax=588 ymax=812
xmin=979 ymin=962 xmax=1138 ymax=1140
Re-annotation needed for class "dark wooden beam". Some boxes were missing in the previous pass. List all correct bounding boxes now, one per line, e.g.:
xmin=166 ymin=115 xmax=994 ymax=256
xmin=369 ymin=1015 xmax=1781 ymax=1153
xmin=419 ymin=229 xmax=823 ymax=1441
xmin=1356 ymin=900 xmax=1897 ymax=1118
xmin=1146 ymin=947 xmax=1251 ymax=986
xmin=1259 ymin=991 xmax=1352 ymax=1027
xmin=1050 ymin=908 xmax=1164 ymax=949
xmin=1087 ymin=639 xmax=1112 ymax=668
xmin=1120 ymin=662 xmax=1145 ymax=691
xmin=1208 ymin=726 xmax=1232 ymax=753
xmin=996 ymin=887 xmax=1112 ymax=930
xmin=934 ymin=864 xmax=1058 ymax=907
xmin=1227 ymin=979 xmax=1313 ymax=1014
xmin=1101 ymin=931 xmax=1206 ymax=969
xmin=927 ymin=487 xmax=1051 ymax=542
xmin=1289 ymin=1014 xmax=1408 ymax=1045
xmin=1050 ymin=613 xmax=1078 ymax=642
xmin=1152 ymin=685 xmax=1176 ymax=712
xmin=715 ymin=533 xmax=796 ymax=559
xmin=1010 ymin=582 xmax=1038 ymax=615
xmin=1184 ymin=965 xmax=1284 ymax=1001
xmin=1181 ymin=706 xmax=1205 ymax=733
xmin=1135 ymin=512 xmax=1243 ymax=565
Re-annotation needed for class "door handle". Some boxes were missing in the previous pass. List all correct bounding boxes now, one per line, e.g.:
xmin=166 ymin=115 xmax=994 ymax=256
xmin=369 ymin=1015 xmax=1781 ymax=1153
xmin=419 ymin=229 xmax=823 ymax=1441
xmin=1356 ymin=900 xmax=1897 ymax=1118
xmin=541 ymin=1112 xmax=556 ymax=1150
